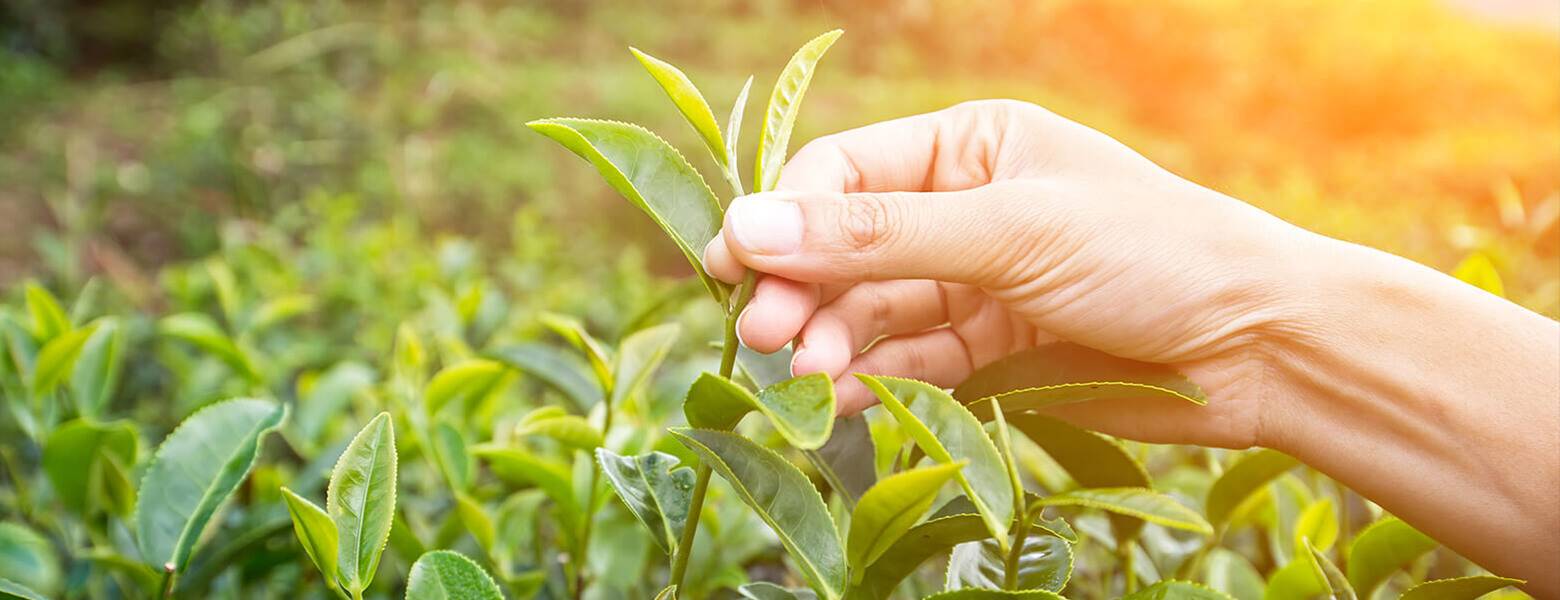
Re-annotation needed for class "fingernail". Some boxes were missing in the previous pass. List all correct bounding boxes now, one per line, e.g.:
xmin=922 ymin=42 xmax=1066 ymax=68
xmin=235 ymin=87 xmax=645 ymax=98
xmin=789 ymin=348 xmax=808 ymax=377
xmin=727 ymin=194 xmax=802 ymax=255
xmin=700 ymin=236 xmax=721 ymax=273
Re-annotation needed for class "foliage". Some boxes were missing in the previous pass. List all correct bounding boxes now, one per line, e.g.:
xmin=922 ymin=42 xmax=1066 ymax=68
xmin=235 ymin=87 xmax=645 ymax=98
xmin=0 ymin=1 xmax=1552 ymax=599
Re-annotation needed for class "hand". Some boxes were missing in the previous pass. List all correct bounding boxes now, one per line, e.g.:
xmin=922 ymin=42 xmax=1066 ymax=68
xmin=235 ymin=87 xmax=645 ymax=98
xmin=703 ymin=99 xmax=1312 ymax=450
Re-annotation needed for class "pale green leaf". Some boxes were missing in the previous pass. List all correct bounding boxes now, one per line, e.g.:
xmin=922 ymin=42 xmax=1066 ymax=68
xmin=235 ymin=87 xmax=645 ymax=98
xmin=725 ymin=75 xmax=754 ymax=185
xmin=631 ymin=47 xmax=727 ymax=168
xmin=1206 ymin=449 xmax=1301 ymax=528
xmin=1125 ymin=580 xmax=1236 ymax=599
xmin=157 ymin=313 xmax=258 ymax=380
xmin=454 ymin=494 xmax=494 ymax=554
xmin=528 ymin=119 xmax=725 ymax=299
xmin=610 ymin=322 xmax=680 ymax=406
xmin=30 ymin=323 xmax=97 ymax=397
xmin=488 ymin=342 xmax=601 ymax=411
xmin=754 ymin=29 xmax=843 ymax=193
xmin=954 ymin=343 xmax=1207 ymax=420
xmin=135 ymin=398 xmax=287 ymax=572
xmin=1303 ymin=543 xmax=1355 ymax=600
xmin=669 ymin=428 xmax=846 ymax=599
xmin=923 ymin=590 xmax=1065 ymax=600
xmin=248 ymin=294 xmax=316 ymax=333
xmin=855 ymin=513 xmax=990 ymax=599
xmin=538 ymin=312 xmax=613 ymax=390
xmin=1400 ymin=576 xmax=1524 ymax=600
xmin=1203 ymin=548 xmax=1266 ymax=600
xmin=405 ymin=550 xmax=504 ymax=600
xmin=429 ymin=421 xmax=472 ymax=491
xmin=595 ymin=449 xmax=695 ymax=554
xmin=655 ymin=585 xmax=678 ymax=600
xmin=848 ymin=461 xmax=964 ymax=578
xmin=858 ymin=375 xmax=1014 ymax=549
xmin=327 ymin=412 xmax=397 ymax=593
xmin=43 ymin=418 xmax=138 ymax=516
xmin=68 ymin=318 xmax=124 ymax=419
xmin=1032 ymin=487 xmax=1212 ymax=535
xmin=204 ymin=259 xmax=241 ymax=325
xmin=280 ymin=487 xmax=339 ymax=587
xmin=472 ymin=445 xmax=579 ymax=524
xmin=684 ymin=371 xmax=835 ymax=449
xmin=1264 ymin=555 xmax=1324 ymax=600
xmin=515 ymin=408 xmax=601 ymax=450
xmin=424 ymin=359 xmax=506 ymax=417
xmin=0 ymin=523 xmax=60 ymax=597
xmin=739 ymin=582 xmax=819 ymax=600
xmin=1293 ymin=499 xmax=1339 ymax=556
xmin=1345 ymin=517 xmax=1437 ymax=597
xmin=0 ymin=577 xmax=48 ymax=600
xmin=24 ymin=282 xmax=70 ymax=342
xmin=944 ymin=531 xmax=1072 ymax=592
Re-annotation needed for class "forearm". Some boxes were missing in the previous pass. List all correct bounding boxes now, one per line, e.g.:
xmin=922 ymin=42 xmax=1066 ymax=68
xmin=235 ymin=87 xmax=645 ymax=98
xmin=1264 ymin=234 xmax=1560 ymax=595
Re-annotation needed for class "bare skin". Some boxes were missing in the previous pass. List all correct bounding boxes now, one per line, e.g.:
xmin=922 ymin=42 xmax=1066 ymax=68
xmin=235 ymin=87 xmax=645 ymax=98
xmin=702 ymin=100 xmax=1560 ymax=596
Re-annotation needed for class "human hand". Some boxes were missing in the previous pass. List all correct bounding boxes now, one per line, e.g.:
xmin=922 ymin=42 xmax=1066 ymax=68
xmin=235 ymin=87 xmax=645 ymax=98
xmin=702 ymin=99 xmax=1314 ymax=449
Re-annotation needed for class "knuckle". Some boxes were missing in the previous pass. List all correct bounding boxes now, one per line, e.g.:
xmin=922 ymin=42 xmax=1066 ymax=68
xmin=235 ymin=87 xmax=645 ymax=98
xmin=839 ymin=194 xmax=895 ymax=253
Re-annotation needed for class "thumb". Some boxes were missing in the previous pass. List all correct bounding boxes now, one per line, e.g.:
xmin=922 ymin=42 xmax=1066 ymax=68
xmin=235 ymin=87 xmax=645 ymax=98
xmin=716 ymin=183 xmax=1043 ymax=285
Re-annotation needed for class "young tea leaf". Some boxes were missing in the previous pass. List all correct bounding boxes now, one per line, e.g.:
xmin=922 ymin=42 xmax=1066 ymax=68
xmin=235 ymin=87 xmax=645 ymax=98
xmin=595 ymin=449 xmax=696 ymax=554
xmin=610 ymin=322 xmax=680 ymax=407
xmin=515 ymin=409 xmax=602 ymax=450
xmin=1264 ymin=558 xmax=1326 ymax=600
xmin=538 ymin=312 xmax=614 ymax=390
xmin=669 ymin=428 xmax=846 ymax=599
xmin=29 ymin=322 xmax=97 ymax=397
xmin=135 ymin=398 xmax=287 ymax=573
xmin=724 ymin=75 xmax=755 ymax=189
xmin=488 ymin=342 xmax=602 ymax=411
xmin=327 ymin=412 xmax=397 ymax=594
xmin=858 ymin=375 xmax=1014 ymax=550
xmin=1032 ymin=488 xmax=1213 ymax=535
xmin=405 ymin=550 xmax=504 ymax=600
xmin=429 ymin=420 xmax=473 ymax=491
xmin=944 ymin=531 xmax=1072 ymax=593
xmin=1205 ymin=449 xmax=1300 ymax=529
xmin=1202 ymin=548 xmax=1266 ymax=600
xmin=1345 ymin=517 xmax=1437 ymax=597
xmin=43 ymin=418 xmax=138 ymax=516
xmin=424 ymin=359 xmax=506 ymax=417
xmin=528 ymin=119 xmax=726 ymax=300
xmin=754 ymin=30 xmax=843 ymax=193
xmin=157 ymin=313 xmax=259 ymax=381
xmin=68 ymin=318 xmax=124 ymax=419
xmin=1302 ymin=543 xmax=1355 ymax=600
xmin=24 ymin=282 xmax=70 ymax=342
xmin=472 ymin=445 xmax=579 ymax=526
xmin=631 ymin=47 xmax=727 ymax=168
xmin=847 ymin=461 xmax=965 ymax=578
xmin=454 ymin=493 xmax=495 ymax=554
xmin=280 ymin=487 xmax=339 ymax=587
xmin=684 ymin=372 xmax=836 ymax=449
xmin=1399 ymin=576 xmax=1524 ymax=600
xmin=1292 ymin=499 xmax=1339 ymax=556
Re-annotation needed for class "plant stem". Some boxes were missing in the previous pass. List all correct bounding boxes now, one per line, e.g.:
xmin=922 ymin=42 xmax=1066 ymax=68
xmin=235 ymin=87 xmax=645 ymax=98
xmin=668 ymin=271 xmax=756 ymax=591
xmin=574 ymin=392 xmax=613 ymax=599
xmin=1120 ymin=542 xmax=1138 ymax=594
xmin=1003 ymin=516 xmax=1034 ymax=590
xmin=159 ymin=564 xmax=176 ymax=600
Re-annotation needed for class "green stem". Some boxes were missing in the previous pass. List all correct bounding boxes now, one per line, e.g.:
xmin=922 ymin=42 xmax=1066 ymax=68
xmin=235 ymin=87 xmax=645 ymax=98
xmin=1003 ymin=516 xmax=1034 ymax=590
xmin=159 ymin=564 xmax=176 ymax=600
xmin=1120 ymin=542 xmax=1138 ymax=594
xmin=574 ymin=395 xmax=612 ymax=599
xmin=668 ymin=271 xmax=756 ymax=591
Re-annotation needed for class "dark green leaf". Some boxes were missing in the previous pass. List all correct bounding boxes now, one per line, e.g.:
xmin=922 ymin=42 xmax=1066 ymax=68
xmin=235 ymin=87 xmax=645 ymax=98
xmin=0 ymin=523 xmax=59 ymax=597
xmin=754 ymin=30 xmax=843 ymax=192
xmin=739 ymin=582 xmax=819 ymax=600
xmin=488 ymin=342 xmax=602 ymax=411
xmin=848 ymin=461 xmax=964 ymax=577
xmin=631 ymin=47 xmax=727 ymax=168
xmin=405 ymin=550 xmax=504 ymax=600
xmin=135 ymin=397 xmax=286 ymax=572
xmin=684 ymin=372 xmax=835 ymax=449
xmin=817 ymin=413 xmax=877 ymax=502
xmin=327 ymin=412 xmax=397 ymax=594
xmin=1008 ymin=414 xmax=1149 ymax=543
xmin=1345 ymin=517 xmax=1437 ymax=597
xmin=1399 ymin=576 xmax=1524 ymax=600
xmin=472 ymin=445 xmax=578 ymax=524
xmin=528 ymin=119 xmax=725 ymax=299
xmin=954 ymin=343 xmax=1206 ymax=420
xmin=945 ymin=531 xmax=1072 ymax=592
xmin=1205 ymin=449 xmax=1300 ymax=529
xmin=669 ymin=428 xmax=845 ymax=599
xmin=854 ymin=514 xmax=988 ymax=599
xmin=595 ymin=449 xmax=695 ymax=554
xmin=858 ymin=375 xmax=1014 ymax=548
xmin=610 ymin=323 xmax=680 ymax=406
xmin=43 ymin=418 xmax=138 ymax=516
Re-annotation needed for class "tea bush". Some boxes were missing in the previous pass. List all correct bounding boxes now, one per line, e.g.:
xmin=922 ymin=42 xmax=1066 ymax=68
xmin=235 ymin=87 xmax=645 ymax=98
xmin=1 ymin=1 xmax=1554 ymax=599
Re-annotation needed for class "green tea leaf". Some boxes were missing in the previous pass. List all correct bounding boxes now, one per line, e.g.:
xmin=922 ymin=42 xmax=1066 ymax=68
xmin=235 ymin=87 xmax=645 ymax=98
xmin=611 ymin=322 xmax=680 ymax=406
xmin=1263 ymin=558 xmax=1325 ymax=600
xmin=247 ymin=293 xmax=316 ymax=333
xmin=30 ymin=323 xmax=97 ymax=397
xmin=405 ymin=550 xmax=504 ymax=600
xmin=923 ymin=590 xmax=1065 ymax=600
xmin=424 ymin=359 xmax=506 ymax=417
xmin=1202 ymin=548 xmax=1266 ymax=600
xmin=1124 ymin=580 xmax=1236 ymax=599
xmin=472 ymin=445 xmax=579 ymax=524
xmin=0 ymin=523 xmax=59 ymax=597
xmin=24 ymin=282 xmax=70 ymax=342
xmin=1007 ymin=414 xmax=1149 ymax=543
xmin=1205 ymin=449 xmax=1300 ymax=529
xmin=858 ymin=375 xmax=1014 ymax=549
xmin=538 ymin=312 xmax=613 ymax=390
xmin=135 ymin=398 xmax=287 ymax=572
xmin=684 ymin=372 xmax=836 ymax=449
xmin=817 ymin=413 xmax=877 ymax=501
xmin=280 ymin=487 xmax=339 ymax=587
xmin=43 ymin=418 xmax=138 ymax=516
xmin=655 ymin=586 xmax=678 ymax=600
xmin=669 ymin=428 xmax=846 ymax=599
xmin=1400 ymin=576 xmax=1524 ymax=600
xmin=725 ymin=75 xmax=754 ymax=184
xmin=295 ymin=361 xmax=376 ymax=448
xmin=944 ymin=531 xmax=1072 ymax=592
xmin=954 ymin=343 xmax=1206 ymax=419
xmin=158 ymin=313 xmax=259 ymax=381
xmin=516 ymin=408 xmax=602 ymax=450
xmin=848 ymin=461 xmax=964 ymax=578
xmin=68 ymin=318 xmax=124 ymax=418
xmin=1345 ymin=517 xmax=1437 ymax=597
xmin=855 ymin=513 xmax=990 ymax=599
xmin=0 ymin=577 xmax=48 ymax=600
xmin=754 ymin=29 xmax=843 ymax=193
xmin=488 ymin=342 xmax=602 ymax=411
xmin=739 ymin=582 xmax=819 ymax=600
xmin=595 ymin=449 xmax=695 ymax=554
xmin=454 ymin=493 xmax=495 ymax=554
xmin=327 ymin=412 xmax=397 ymax=594
xmin=1293 ymin=499 xmax=1338 ymax=556
xmin=204 ymin=259 xmax=241 ymax=326
xmin=528 ymin=118 xmax=725 ymax=299
xmin=1302 ymin=543 xmax=1355 ymax=600
xmin=429 ymin=421 xmax=472 ymax=491
xmin=631 ymin=47 xmax=727 ymax=168
xmin=1031 ymin=488 xmax=1212 ymax=535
